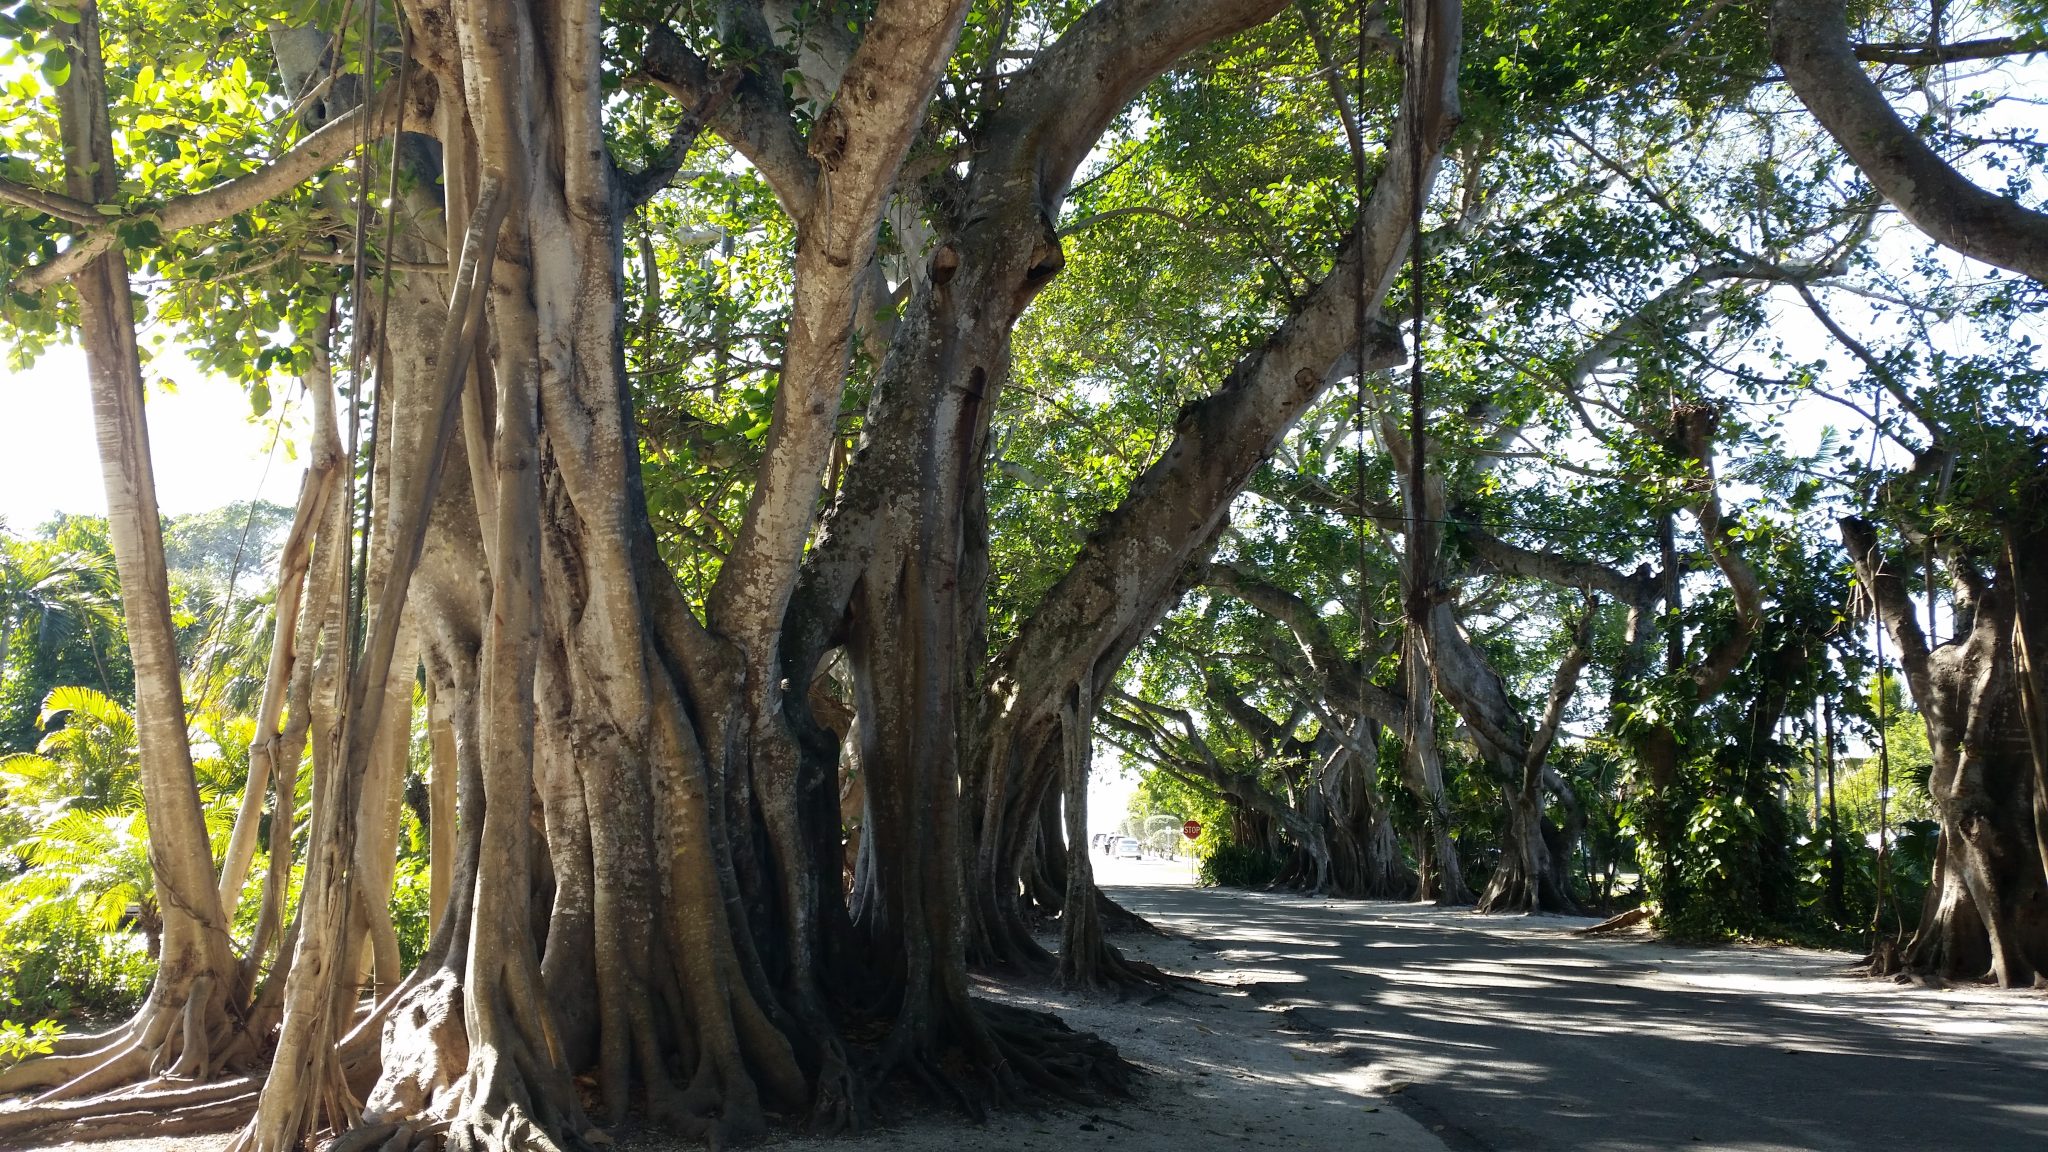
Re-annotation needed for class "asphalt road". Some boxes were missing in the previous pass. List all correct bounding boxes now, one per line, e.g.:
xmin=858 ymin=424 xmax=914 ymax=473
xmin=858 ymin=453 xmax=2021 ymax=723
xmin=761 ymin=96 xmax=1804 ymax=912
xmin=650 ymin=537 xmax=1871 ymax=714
xmin=1105 ymin=879 xmax=2048 ymax=1152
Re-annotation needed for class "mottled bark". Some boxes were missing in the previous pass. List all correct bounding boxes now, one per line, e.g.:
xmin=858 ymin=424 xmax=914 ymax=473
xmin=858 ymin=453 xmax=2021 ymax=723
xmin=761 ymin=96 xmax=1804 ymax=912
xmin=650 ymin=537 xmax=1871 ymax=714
xmin=0 ymin=0 xmax=239 ymax=1106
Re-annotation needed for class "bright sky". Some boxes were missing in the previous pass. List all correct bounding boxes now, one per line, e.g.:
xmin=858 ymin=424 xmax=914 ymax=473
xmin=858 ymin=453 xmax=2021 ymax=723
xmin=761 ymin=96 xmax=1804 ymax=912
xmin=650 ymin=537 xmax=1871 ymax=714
xmin=0 ymin=346 xmax=308 ymax=534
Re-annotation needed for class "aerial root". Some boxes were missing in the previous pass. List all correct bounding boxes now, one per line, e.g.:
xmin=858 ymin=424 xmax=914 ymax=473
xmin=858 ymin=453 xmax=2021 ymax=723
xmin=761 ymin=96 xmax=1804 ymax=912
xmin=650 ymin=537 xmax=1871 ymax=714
xmin=804 ymin=1035 xmax=864 ymax=1137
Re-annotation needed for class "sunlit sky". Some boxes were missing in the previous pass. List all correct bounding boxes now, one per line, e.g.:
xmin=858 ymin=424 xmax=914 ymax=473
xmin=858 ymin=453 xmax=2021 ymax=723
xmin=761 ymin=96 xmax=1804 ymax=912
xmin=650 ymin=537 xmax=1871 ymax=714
xmin=0 ymin=346 xmax=308 ymax=533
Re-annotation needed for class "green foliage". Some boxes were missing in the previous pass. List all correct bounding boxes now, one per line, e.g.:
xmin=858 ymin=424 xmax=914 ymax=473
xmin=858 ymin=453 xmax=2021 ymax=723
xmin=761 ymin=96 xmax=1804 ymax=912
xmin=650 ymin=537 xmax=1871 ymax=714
xmin=0 ymin=522 xmax=129 ymax=751
xmin=0 ymin=903 xmax=155 ymax=1020
xmin=0 ymin=686 xmax=157 ymax=1017
xmin=0 ymin=679 xmax=246 ymax=1021
xmin=1198 ymin=844 xmax=1284 ymax=889
xmin=0 ymin=1017 xmax=63 ymax=1069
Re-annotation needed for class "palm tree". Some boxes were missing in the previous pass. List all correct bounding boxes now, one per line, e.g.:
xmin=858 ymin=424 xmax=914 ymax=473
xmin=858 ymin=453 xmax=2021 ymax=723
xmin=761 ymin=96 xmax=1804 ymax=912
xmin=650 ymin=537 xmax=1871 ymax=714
xmin=14 ymin=686 xmax=140 ymax=807
xmin=0 ymin=686 xmax=240 ymax=973
xmin=0 ymin=531 xmax=128 ymax=750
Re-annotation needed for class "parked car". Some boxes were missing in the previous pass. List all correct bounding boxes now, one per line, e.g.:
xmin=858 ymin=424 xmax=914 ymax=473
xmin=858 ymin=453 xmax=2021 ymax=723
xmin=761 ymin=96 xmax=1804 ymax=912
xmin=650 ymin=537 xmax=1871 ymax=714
xmin=1114 ymin=836 xmax=1142 ymax=860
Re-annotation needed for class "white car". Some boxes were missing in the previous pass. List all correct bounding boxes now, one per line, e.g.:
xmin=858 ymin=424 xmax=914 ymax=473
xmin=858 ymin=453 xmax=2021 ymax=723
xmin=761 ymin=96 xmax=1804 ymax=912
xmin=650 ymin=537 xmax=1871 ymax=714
xmin=1113 ymin=836 xmax=1142 ymax=860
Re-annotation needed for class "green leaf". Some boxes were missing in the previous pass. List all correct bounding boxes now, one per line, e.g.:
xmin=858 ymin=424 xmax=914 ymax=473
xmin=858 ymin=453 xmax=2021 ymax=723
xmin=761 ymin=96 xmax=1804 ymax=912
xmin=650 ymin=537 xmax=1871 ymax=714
xmin=39 ymin=48 xmax=70 ymax=87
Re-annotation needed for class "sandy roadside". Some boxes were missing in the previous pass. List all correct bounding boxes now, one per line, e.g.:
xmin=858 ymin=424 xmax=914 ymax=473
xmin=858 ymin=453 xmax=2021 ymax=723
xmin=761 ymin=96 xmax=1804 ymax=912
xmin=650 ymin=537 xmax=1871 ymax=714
xmin=679 ymin=926 xmax=1448 ymax=1152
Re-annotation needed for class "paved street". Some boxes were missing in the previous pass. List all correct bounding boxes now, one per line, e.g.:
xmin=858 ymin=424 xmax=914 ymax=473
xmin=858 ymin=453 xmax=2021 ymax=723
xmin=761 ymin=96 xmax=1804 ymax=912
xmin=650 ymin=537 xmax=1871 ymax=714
xmin=1106 ymin=878 xmax=2048 ymax=1152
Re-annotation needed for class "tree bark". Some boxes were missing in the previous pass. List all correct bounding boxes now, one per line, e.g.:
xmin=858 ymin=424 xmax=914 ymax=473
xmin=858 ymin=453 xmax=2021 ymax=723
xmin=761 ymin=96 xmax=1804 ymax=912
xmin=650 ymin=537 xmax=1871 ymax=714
xmin=1844 ymin=517 xmax=2048 ymax=986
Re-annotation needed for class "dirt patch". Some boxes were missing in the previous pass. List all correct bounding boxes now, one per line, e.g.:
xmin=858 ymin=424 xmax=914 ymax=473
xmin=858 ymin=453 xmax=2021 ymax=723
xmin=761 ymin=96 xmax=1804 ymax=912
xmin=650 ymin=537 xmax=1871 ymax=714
xmin=33 ymin=1135 xmax=234 ymax=1152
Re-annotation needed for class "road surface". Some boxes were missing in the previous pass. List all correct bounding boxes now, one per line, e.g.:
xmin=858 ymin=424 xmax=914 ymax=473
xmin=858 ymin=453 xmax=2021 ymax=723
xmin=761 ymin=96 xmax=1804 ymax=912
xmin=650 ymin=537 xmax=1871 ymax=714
xmin=1103 ymin=871 xmax=2048 ymax=1152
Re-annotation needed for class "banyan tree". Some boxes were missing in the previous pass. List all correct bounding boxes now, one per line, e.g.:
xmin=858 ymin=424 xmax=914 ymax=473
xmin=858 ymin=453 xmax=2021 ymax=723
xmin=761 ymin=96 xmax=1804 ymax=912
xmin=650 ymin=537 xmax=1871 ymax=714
xmin=0 ymin=0 xmax=1457 ymax=1146
xmin=3 ymin=0 xmax=2045 ymax=1148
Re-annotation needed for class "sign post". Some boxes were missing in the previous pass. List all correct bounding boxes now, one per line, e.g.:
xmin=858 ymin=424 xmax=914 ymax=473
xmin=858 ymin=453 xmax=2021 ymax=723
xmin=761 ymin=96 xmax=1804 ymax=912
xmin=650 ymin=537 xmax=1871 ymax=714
xmin=1181 ymin=819 xmax=1201 ymax=841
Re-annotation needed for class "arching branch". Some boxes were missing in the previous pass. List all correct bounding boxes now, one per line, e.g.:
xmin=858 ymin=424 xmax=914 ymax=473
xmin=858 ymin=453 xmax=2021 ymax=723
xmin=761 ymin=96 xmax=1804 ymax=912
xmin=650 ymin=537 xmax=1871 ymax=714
xmin=1772 ymin=0 xmax=2048 ymax=282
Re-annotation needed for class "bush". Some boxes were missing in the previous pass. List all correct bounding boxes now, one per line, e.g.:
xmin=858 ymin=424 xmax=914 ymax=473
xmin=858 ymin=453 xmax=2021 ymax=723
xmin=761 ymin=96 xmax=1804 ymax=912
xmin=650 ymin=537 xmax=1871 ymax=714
xmin=1198 ymin=844 xmax=1282 ymax=888
xmin=390 ymin=856 xmax=433 ymax=973
xmin=0 ymin=908 xmax=153 ymax=1021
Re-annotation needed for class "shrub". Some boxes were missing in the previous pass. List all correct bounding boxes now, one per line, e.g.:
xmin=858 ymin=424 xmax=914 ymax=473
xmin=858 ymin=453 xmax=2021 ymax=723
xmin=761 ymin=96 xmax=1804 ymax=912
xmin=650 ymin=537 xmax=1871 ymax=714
xmin=0 ymin=908 xmax=153 ymax=1020
xmin=0 ymin=1018 xmax=62 ymax=1070
xmin=1198 ymin=844 xmax=1282 ymax=888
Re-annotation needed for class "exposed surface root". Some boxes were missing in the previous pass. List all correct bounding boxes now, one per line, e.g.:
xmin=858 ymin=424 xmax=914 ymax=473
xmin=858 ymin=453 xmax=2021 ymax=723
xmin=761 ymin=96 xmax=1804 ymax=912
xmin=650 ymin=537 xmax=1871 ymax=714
xmin=1062 ymin=938 xmax=1183 ymax=997
xmin=1576 ymin=907 xmax=1651 ymax=935
xmin=1095 ymin=891 xmax=1161 ymax=936
xmin=978 ymin=999 xmax=1137 ymax=1106
xmin=0 ymin=1078 xmax=258 ymax=1144
xmin=446 ymin=1101 xmax=572 ymax=1152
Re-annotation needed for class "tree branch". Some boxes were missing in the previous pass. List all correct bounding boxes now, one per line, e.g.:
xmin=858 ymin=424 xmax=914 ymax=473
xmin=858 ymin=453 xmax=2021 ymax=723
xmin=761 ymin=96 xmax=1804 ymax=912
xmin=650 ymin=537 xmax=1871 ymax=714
xmin=1853 ymin=36 xmax=2048 ymax=66
xmin=620 ymin=66 xmax=741 ymax=208
xmin=1841 ymin=515 xmax=1936 ymax=706
xmin=1524 ymin=596 xmax=1596 ymax=775
xmin=1789 ymin=279 xmax=1941 ymax=435
xmin=1461 ymin=523 xmax=1657 ymax=606
xmin=994 ymin=0 xmax=1461 ymax=739
xmin=1675 ymin=405 xmax=1764 ymax=700
xmin=0 ymin=178 xmax=99 ymax=226
xmin=12 ymin=93 xmax=400 ymax=295
xmin=992 ymin=0 xmax=1291 ymax=201
xmin=706 ymin=0 xmax=971 ymax=657
xmin=640 ymin=22 xmax=820 ymax=217
xmin=1203 ymin=562 xmax=1405 ymax=727
xmin=1772 ymin=0 xmax=2048 ymax=282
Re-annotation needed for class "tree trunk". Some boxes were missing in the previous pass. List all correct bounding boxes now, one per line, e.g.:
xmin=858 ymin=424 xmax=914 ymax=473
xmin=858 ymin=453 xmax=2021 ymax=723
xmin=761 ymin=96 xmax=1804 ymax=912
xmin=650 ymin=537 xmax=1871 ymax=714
xmin=1845 ymin=517 xmax=2048 ymax=986
xmin=5 ymin=0 xmax=240 ymax=1102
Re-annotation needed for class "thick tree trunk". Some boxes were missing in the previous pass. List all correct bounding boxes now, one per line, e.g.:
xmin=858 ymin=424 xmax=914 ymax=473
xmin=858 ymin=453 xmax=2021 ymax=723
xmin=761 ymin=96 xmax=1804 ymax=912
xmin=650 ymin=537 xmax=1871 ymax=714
xmin=1845 ymin=517 xmax=2048 ymax=986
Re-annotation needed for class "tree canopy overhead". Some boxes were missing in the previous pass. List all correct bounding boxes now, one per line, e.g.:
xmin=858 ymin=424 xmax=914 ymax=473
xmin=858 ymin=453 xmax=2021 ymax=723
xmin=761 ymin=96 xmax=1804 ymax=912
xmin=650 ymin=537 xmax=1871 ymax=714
xmin=0 ymin=0 xmax=2043 ymax=1150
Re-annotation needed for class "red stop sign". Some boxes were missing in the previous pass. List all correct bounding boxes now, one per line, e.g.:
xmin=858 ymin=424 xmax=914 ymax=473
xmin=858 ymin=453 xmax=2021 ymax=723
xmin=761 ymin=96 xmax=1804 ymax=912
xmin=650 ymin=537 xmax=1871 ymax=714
xmin=1182 ymin=820 xmax=1202 ymax=840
